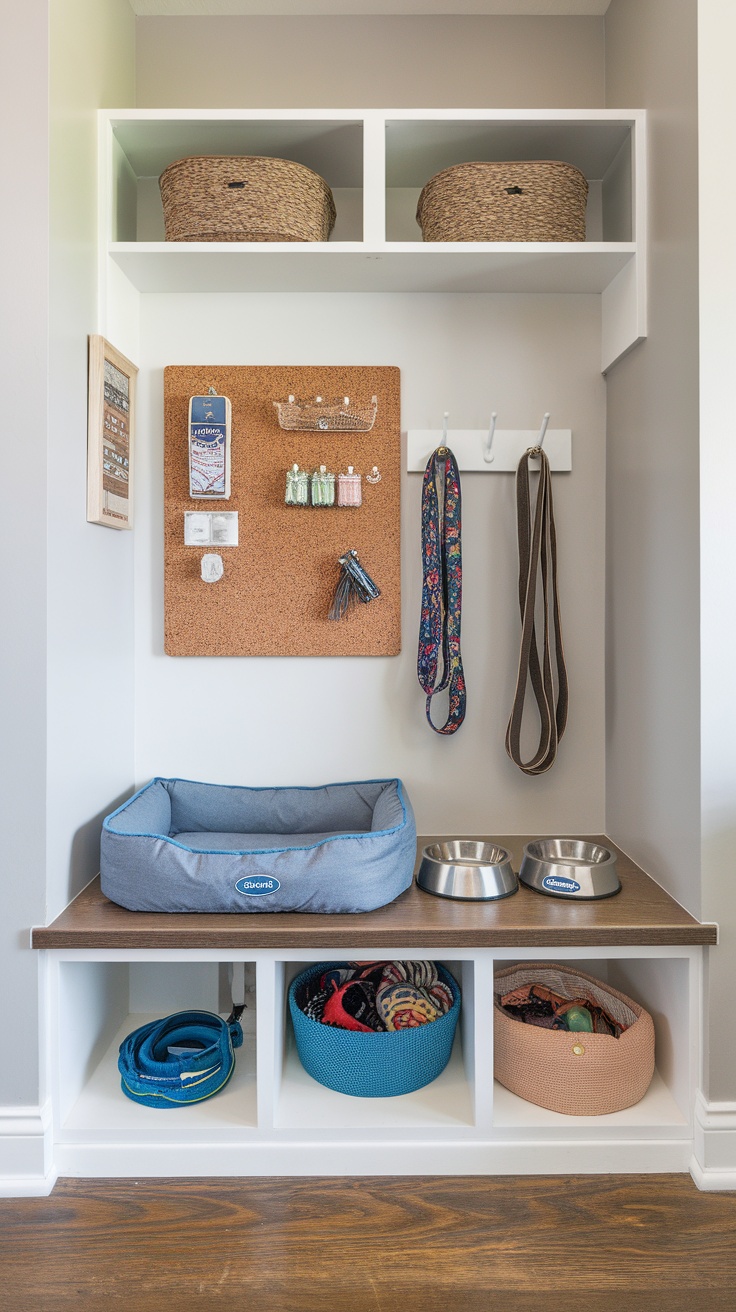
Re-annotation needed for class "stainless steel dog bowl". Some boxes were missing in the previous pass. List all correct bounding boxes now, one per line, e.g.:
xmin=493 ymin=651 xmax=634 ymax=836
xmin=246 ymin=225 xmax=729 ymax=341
xmin=519 ymin=838 xmax=621 ymax=899
xmin=417 ymin=840 xmax=518 ymax=901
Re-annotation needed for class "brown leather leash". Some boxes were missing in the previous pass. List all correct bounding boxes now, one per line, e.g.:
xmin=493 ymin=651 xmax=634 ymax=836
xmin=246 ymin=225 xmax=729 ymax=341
xmin=505 ymin=446 xmax=568 ymax=775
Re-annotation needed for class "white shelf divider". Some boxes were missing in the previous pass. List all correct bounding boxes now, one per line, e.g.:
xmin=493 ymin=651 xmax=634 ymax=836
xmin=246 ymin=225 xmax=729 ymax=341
xmin=108 ymin=241 xmax=635 ymax=296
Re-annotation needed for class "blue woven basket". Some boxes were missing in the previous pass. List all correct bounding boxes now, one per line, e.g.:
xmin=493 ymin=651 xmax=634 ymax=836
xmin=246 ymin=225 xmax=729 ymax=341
xmin=289 ymin=963 xmax=461 ymax=1097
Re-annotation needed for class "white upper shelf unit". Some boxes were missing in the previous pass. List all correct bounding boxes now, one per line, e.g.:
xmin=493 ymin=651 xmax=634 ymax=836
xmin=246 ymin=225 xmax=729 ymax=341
xmin=101 ymin=107 xmax=646 ymax=372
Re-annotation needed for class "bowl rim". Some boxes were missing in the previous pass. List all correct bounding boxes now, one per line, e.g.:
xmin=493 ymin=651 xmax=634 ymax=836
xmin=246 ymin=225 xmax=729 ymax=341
xmin=420 ymin=840 xmax=513 ymax=869
xmin=521 ymin=837 xmax=617 ymax=869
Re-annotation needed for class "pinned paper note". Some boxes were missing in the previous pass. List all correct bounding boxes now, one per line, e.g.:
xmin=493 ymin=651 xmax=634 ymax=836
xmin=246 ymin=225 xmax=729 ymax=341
xmin=184 ymin=511 xmax=238 ymax=547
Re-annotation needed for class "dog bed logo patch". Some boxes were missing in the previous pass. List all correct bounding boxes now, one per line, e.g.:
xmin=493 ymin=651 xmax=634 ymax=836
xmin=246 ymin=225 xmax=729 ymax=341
xmin=235 ymin=876 xmax=281 ymax=896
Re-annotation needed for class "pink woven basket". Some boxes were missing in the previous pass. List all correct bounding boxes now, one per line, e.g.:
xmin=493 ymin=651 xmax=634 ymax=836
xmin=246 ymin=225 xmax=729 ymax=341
xmin=494 ymin=962 xmax=655 ymax=1116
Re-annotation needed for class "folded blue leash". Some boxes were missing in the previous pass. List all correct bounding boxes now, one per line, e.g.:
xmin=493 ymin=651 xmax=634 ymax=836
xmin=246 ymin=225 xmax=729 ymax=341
xmin=118 ymin=1009 xmax=243 ymax=1108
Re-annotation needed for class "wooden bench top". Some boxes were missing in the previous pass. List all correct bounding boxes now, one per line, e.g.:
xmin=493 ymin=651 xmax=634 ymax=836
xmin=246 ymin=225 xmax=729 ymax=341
xmin=31 ymin=835 xmax=717 ymax=950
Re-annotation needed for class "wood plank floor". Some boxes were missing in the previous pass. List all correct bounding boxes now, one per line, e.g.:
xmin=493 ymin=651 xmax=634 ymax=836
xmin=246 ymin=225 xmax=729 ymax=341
xmin=1 ymin=1175 xmax=735 ymax=1312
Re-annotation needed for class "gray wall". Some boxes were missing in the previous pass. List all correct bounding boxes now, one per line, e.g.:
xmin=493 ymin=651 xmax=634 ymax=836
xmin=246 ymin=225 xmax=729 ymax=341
xmin=47 ymin=0 xmax=137 ymax=926
xmin=0 ymin=0 xmax=50 ymax=1111
xmin=0 ymin=0 xmax=136 ymax=1122
xmin=697 ymin=0 xmax=736 ymax=1105
xmin=136 ymin=14 xmax=605 ymax=108
xmin=604 ymin=0 xmax=701 ymax=915
xmin=132 ymin=15 xmax=609 ymax=837
xmin=10 ymin=1 xmax=727 ymax=1127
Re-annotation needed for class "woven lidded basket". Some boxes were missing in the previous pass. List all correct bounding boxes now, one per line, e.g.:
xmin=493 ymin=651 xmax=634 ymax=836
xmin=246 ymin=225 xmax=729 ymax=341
xmin=159 ymin=156 xmax=337 ymax=243
xmin=416 ymin=160 xmax=588 ymax=243
xmin=494 ymin=962 xmax=655 ymax=1116
xmin=289 ymin=962 xmax=461 ymax=1097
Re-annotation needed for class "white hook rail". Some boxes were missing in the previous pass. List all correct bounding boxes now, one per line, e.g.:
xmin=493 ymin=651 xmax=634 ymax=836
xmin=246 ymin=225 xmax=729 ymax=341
xmin=407 ymin=414 xmax=571 ymax=473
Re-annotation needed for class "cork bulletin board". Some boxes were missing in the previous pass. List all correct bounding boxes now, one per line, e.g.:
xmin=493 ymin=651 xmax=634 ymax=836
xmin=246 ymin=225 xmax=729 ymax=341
xmin=164 ymin=366 xmax=401 ymax=656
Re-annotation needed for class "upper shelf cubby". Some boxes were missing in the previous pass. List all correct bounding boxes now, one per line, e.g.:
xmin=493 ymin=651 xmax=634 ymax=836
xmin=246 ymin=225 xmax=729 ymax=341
xmin=100 ymin=108 xmax=646 ymax=372
xmin=384 ymin=114 xmax=634 ymax=243
xmin=107 ymin=112 xmax=365 ymax=244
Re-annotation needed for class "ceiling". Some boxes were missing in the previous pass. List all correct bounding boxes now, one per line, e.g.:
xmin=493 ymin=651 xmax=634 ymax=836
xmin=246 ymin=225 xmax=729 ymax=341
xmin=131 ymin=2 xmax=612 ymax=15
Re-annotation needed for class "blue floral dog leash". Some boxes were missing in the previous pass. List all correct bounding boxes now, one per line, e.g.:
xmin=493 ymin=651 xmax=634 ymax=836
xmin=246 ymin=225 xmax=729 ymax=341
xmin=417 ymin=447 xmax=466 ymax=734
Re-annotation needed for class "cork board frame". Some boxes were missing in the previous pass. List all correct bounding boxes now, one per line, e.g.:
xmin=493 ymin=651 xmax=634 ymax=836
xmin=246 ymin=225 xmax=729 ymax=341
xmin=164 ymin=366 xmax=401 ymax=657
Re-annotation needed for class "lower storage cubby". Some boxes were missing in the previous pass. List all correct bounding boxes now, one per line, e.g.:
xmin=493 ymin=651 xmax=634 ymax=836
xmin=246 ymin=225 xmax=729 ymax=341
xmin=45 ymin=945 xmax=701 ymax=1177
xmin=490 ymin=953 xmax=695 ymax=1138
xmin=53 ymin=959 xmax=258 ymax=1141
xmin=274 ymin=958 xmax=475 ymax=1131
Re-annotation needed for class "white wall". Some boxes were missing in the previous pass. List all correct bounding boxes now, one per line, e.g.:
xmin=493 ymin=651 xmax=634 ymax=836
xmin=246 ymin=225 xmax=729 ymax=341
xmin=136 ymin=293 xmax=606 ymax=833
xmin=0 ymin=0 xmax=135 ymax=1126
xmin=131 ymin=14 xmax=608 ymax=832
xmin=135 ymin=14 xmax=606 ymax=109
xmin=698 ymin=0 xmax=736 ymax=1103
xmin=0 ymin=0 xmax=50 ymax=1111
xmin=47 ymin=0 xmax=137 ymax=923
xmin=603 ymin=0 xmax=701 ymax=914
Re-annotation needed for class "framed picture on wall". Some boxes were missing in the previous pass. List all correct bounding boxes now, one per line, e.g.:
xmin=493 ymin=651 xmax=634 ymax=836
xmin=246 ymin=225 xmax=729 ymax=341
xmin=87 ymin=335 xmax=138 ymax=530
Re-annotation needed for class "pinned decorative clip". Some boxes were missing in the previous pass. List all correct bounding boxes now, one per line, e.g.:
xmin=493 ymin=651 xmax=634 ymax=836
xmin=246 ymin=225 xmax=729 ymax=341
xmin=366 ymin=466 xmax=382 ymax=484
xmin=311 ymin=465 xmax=336 ymax=506
xmin=285 ymin=463 xmax=310 ymax=507
xmin=337 ymin=466 xmax=362 ymax=507
xmin=328 ymin=550 xmax=381 ymax=621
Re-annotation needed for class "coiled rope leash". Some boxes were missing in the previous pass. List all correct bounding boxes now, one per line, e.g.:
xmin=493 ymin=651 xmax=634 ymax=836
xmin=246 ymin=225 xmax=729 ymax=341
xmin=505 ymin=446 xmax=568 ymax=774
xmin=118 ymin=1009 xmax=244 ymax=1108
xmin=417 ymin=446 xmax=466 ymax=734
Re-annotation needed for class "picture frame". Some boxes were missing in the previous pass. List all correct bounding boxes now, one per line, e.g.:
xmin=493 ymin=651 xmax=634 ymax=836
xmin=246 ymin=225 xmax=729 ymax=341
xmin=87 ymin=335 xmax=138 ymax=530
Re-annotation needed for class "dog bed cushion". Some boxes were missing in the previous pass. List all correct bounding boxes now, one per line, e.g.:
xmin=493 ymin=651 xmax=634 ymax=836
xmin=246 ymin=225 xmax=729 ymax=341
xmin=101 ymin=777 xmax=416 ymax=914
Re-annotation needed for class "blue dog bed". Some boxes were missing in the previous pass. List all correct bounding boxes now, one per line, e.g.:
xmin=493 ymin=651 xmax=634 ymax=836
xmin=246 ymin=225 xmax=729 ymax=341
xmin=101 ymin=777 xmax=416 ymax=914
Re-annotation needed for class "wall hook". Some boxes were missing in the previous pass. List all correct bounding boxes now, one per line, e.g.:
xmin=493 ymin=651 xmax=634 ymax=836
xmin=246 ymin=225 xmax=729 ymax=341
xmin=528 ymin=412 xmax=551 ymax=458
xmin=483 ymin=412 xmax=498 ymax=463
xmin=437 ymin=411 xmax=450 ymax=456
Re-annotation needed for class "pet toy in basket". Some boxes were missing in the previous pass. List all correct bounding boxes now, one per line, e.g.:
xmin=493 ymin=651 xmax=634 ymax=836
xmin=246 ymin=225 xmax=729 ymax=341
xmin=494 ymin=962 xmax=655 ymax=1116
xmin=289 ymin=960 xmax=461 ymax=1097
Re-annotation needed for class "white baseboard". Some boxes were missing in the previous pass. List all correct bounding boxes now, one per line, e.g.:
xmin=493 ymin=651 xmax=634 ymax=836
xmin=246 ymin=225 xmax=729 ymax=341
xmin=0 ymin=1102 xmax=56 ymax=1197
xmin=690 ymin=1091 xmax=736 ymax=1190
xmin=55 ymin=1136 xmax=692 ymax=1179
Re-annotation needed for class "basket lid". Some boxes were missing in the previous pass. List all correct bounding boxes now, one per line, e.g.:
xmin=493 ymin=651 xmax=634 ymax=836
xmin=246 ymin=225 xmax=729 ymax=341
xmin=416 ymin=158 xmax=589 ymax=221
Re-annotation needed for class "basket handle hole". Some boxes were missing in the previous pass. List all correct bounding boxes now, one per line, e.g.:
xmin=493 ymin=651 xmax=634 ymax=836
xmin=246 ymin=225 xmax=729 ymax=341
xmin=228 ymin=181 xmax=246 ymax=189
xmin=505 ymin=186 xmax=524 ymax=195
